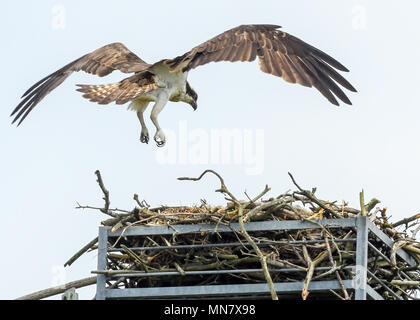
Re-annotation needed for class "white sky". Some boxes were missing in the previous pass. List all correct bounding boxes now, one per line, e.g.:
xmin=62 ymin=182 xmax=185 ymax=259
xmin=1 ymin=0 xmax=420 ymax=299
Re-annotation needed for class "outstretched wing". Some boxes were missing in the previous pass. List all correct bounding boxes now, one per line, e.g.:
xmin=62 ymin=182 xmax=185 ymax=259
xmin=11 ymin=43 xmax=150 ymax=125
xmin=167 ymin=24 xmax=356 ymax=105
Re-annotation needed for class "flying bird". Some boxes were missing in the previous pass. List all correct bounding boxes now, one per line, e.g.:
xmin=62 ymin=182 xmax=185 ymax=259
xmin=11 ymin=24 xmax=356 ymax=146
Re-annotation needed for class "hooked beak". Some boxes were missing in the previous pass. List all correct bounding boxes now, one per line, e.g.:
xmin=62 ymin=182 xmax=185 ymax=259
xmin=189 ymin=100 xmax=197 ymax=111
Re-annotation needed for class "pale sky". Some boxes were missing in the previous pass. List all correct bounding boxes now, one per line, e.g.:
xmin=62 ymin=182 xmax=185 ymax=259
xmin=2 ymin=0 xmax=420 ymax=299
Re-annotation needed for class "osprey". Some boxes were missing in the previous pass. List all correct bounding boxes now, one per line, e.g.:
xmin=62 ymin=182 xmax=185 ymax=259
xmin=11 ymin=24 xmax=356 ymax=147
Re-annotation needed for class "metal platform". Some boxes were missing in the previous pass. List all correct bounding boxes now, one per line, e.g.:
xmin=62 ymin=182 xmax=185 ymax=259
xmin=95 ymin=216 xmax=417 ymax=300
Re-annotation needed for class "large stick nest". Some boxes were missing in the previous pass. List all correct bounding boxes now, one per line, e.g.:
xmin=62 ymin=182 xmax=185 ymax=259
xmin=67 ymin=170 xmax=420 ymax=300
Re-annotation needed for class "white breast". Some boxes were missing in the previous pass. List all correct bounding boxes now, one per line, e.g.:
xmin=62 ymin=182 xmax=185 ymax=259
xmin=150 ymin=62 xmax=188 ymax=96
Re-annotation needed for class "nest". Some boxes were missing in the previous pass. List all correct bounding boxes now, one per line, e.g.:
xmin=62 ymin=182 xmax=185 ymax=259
xmin=67 ymin=170 xmax=420 ymax=300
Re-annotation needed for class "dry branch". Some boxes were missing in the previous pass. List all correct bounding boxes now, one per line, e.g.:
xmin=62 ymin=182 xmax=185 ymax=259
xmin=64 ymin=237 xmax=98 ymax=267
xmin=16 ymin=276 xmax=96 ymax=300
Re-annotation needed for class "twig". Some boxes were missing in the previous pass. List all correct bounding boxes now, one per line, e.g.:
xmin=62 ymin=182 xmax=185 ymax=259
xmin=288 ymin=172 xmax=342 ymax=219
xmin=390 ymin=280 xmax=420 ymax=286
xmin=412 ymin=225 xmax=420 ymax=240
xmin=391 ymin=241 xmax=407 ymax=266
xmin=325 ymin=237 xmax=350 ymax=299
xmin=366 ymin=198 xmax=381 ymax=214
xmin=121 ymin=245 xmax=151 ymax=272
xmin=75 ymin=204 xmax=130 ymax=214
xmin=301 ymin=243 xmax=314 ymax=300
xmin=174 ymin=262 xmax=186 ymax=276
xmin=360 ymin=190 xmax=366 ymax=216
xmin=64 ymin=237 xmax=98 ymax=267
xmin=238 ymin=206 xmax=278 ymax=300
xmin=393 ymin=213 xmax=420 ymax=228
xmin=94 ymin=170 xmax=113 ymax=217
xmin=16 ymin=276 xmax=97 ymax=300
xmin=243 ymin=198 xmax=285 ymax=222
xmin=178 ymin=169 xmax=239 ymax=203
xmin=329 ymin=289 xmax=346 ymax=300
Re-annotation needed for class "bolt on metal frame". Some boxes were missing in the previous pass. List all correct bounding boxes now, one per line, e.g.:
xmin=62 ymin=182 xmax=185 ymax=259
xmin=95 ymin=216 xmax=417 ymax=300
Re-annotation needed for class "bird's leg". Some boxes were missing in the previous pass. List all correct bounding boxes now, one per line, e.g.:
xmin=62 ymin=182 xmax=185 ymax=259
xmin=150 ymin=96 xmax=169 ymax=147
xmin=133 ymin=101 xmax=150 ymax=144
xmin=137 ymin=111 xmax=149 ymax=144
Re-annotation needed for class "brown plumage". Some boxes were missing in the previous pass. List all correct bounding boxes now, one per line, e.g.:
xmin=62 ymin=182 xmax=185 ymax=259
xmin=75 ymin=71 xmax=157 ymax=105
xmin=11 ymin=43 xmax=149 ymax=125
xmin=11 ymin=24 xmax=356 ymax=129
xmin=167 ymin=24 xmax=356 ymax=105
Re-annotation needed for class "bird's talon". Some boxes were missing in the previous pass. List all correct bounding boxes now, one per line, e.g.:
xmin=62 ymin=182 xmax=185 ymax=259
xmin=156 ymin=140 xmax=165 ymax=147
xmin=140 ymin=131 xmax=149 ymax=144
xmin=154 ymin=130 xmax=166 ymax=147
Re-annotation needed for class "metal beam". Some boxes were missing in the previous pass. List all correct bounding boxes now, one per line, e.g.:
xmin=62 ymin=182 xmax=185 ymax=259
xmin=355 ymin=216 xmax=368 ymax=300
xmin=99 ymin=266 xmax=355 ymax=279
xmin=366 ymin=219 xmax=416 ymax=267
xmin=367 ymin=270 xmax=402 ymax=300
xmin=365 ymin=285 xmax=384 ymax=300
xmin=106 ymin=218 xmax=357 ymax=237
xmin=103 ymin=280 xmax=354 ymax=299
xmin=96 ymin=227 xmax=108 ymax=300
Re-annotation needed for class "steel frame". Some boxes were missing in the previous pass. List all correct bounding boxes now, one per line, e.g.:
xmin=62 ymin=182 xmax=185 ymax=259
xmin=95 ymin=216 xmax=416 ymax=300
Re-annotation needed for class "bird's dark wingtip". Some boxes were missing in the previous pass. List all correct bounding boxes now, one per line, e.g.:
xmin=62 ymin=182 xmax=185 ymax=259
xmin=344 ymin=81 xmax=357 ymax=92
xmin=10 ymin=109 xmax=20 ymax=121
xmin=11 ymin=116 xmax=19 ymax=126
xmin=10 ymin=103 xmax=23 ymax=117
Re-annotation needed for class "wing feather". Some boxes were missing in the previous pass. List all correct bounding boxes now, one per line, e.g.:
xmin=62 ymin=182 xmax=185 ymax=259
xmin=268 ymin=50 xmax=283 ymax=77
xmin=284 ymin=54 xmax=309 ymax=86
xmin=308 ymin=55 xmax=356 ymax=92
xmin=288 ymin=55 xmax=313 ymax=87
xmin=167 ymin=24 xmax=356 ymax=105
xmin=76 ymin=71 xmax=156 ymax=106
xmin=258 ymin=55 xmax=269 ymax=74
xmin=240 ymin=40 xmax=253 ymax=62
xmin=12 ymin=43 xmax=149 ymax=125
xmin=306 ymin=56 xmax=352 ymax=105
xmin=278 ymin=52 xmax=296 ymax=83
xmin=233 ymin=40 xmax=246 ymax=61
